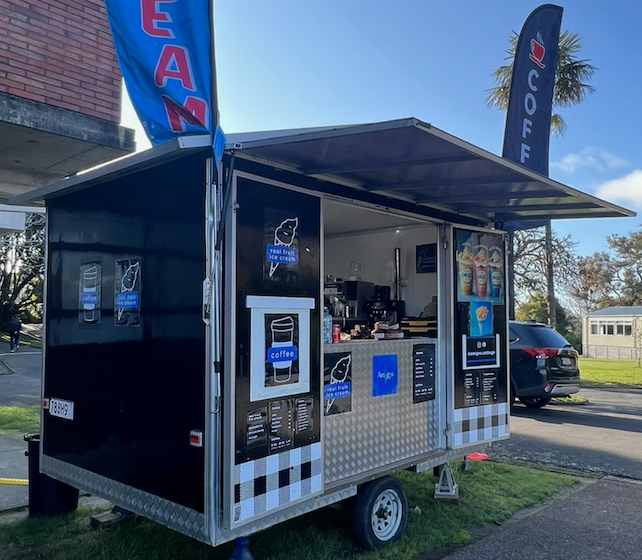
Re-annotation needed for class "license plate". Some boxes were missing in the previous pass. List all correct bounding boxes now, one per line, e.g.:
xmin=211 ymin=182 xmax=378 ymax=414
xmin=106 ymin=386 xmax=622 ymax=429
xmin=49 ymin=398 xmax=74 ymax=421
xmin=561 ymin=357 xmax=572 ymax=366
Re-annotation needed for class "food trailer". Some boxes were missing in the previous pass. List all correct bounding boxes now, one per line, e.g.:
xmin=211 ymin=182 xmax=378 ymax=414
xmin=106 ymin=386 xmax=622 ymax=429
xmin=13 ymin=118 xmax=633 ymax=549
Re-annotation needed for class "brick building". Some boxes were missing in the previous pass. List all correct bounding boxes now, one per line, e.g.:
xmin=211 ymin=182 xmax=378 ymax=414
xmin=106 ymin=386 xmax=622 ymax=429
xmin=0 ymin=0 xmax=134 ymax=231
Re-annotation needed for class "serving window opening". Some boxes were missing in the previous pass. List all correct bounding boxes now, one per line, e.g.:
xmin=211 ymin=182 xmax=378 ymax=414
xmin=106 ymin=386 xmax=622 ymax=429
xmin=323 ymin=198 xmax=440 ymax=342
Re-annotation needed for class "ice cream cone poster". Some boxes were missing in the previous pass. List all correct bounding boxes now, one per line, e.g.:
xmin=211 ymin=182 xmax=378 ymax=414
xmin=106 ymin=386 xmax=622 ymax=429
xmin=470 ymin=302 xmax=493 ymax=337
xmin=324 ymin=352 xmax=352 ymax=415
xmin=265 ymin=209 xmax=299 ymax=281
xmin=114 ymin=257 xmax=141 ymax=327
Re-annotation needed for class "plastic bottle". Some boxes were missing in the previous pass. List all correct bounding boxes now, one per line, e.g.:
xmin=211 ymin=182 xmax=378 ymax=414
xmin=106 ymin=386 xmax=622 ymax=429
xmin=323 ymin=308 xmax=332 ymax=344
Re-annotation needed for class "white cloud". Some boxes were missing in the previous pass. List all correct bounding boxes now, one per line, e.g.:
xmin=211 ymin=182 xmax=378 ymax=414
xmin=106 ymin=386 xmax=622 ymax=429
xmin=552 ymin=147 xmax=629 ymax=174
xmin=596 ymin=170 xmax=642 ymax=206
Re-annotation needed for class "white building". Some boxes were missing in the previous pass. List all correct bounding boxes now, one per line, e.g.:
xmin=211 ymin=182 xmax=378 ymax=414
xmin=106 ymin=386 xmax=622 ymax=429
xmin=583 ymin=306 xmax=642 ymax=359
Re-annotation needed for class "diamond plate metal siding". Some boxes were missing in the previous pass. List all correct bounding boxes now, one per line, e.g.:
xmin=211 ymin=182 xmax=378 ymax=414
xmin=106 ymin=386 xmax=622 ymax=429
xmin=41 ymin=455 xmax=209 ymax=544
xmin=324 ymin=339 xmax=441 ymax=485
xmin=216 ymin=486 xmax=356 ymax=546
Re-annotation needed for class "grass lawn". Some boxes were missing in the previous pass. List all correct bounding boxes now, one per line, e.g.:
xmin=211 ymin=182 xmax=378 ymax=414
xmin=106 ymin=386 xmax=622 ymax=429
xmin=0 ymin=406 xmax=40 ymax=439
xmin=0 ymin=333 xmax=42 ymax=349
xmin=579 ymin=357 xmax=642 ymax=387
xmin=0 ymin=461 xmax=576 ymax=560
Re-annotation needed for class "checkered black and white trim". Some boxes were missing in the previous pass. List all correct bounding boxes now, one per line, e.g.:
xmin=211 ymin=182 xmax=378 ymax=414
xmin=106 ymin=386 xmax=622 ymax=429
xmin=233 ymin=442 xmax=322 ymax=525
xmin=454 ymin=403 xmax=508 ymax=447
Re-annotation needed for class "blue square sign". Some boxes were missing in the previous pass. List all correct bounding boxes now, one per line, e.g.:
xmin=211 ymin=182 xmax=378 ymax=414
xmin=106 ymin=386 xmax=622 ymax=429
xmin=372 ymin=355 xmax=398 ymax=397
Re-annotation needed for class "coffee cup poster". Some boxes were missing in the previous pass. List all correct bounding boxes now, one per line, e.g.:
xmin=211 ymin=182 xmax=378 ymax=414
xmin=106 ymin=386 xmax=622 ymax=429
xmin=456 ymin=232 xmax=504 ymax=303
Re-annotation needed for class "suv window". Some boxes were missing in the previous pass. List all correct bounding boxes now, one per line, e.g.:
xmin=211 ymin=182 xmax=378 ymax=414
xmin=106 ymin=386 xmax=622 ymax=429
xmin=520 ymin=324 xmax=570 ymax=347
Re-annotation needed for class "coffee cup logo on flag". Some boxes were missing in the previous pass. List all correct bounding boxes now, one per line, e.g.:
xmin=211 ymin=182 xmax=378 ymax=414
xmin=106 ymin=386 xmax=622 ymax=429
xmin=106 ymin=0 xmax=221 ymax=149
xmin=502 ymin=4 xmax=563 ymax=177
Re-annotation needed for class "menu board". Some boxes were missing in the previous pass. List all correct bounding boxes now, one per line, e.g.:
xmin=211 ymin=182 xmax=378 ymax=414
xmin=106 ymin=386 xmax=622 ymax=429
xmin=413 ymin=344 xmax=436 ymax=403
xmin=269 ymin=399 xmax=294 ymax=454
xmin=247 ymin=407 xmax=268 ymax=452
xmin=463 ymin=370 xmax=499 ymax=406
xmin=296 ymin=398 xmax=314 ymax=432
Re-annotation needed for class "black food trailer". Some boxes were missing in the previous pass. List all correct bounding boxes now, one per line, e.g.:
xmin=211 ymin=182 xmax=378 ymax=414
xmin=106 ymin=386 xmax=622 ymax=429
xmin=13 ymin=118 xmax=633 ymax=549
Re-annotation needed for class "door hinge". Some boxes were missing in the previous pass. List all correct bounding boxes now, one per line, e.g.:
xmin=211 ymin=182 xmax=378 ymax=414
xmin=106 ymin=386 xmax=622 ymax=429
xmin=442 ymin=235 xmax=448 ymax=250
xmin=443 ymin=423 xmax=451 ymax=436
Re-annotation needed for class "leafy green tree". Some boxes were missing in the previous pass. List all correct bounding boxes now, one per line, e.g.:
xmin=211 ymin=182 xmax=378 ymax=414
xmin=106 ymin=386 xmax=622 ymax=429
xmin=0 ymin=213 xmax=45 ymax=327
xmin=486 ymin=30 xmax=596 ymax=135
xmin=571 ymin=226 xmax=642 ymax=310
xmin=516 ymin=292 xmax=581 ymax=351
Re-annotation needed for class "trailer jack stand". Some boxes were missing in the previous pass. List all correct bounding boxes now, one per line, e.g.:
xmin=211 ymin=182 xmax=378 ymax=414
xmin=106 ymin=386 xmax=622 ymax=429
xmin=230 ymin=537 xmax=255 ymax=560
xmin=434 ymin=464 xmax=459 ymax=504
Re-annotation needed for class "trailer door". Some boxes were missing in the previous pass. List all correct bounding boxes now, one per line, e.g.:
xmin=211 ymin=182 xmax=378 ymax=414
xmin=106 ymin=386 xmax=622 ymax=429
xmin=223 ymin=171 xmax=322 ymax=529
xmin=450 ymin=227 xmax=510 ymax=448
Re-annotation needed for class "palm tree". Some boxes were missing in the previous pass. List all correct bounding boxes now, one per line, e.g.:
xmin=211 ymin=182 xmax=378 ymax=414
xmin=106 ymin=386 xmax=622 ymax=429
xmin=485 ymin=30 xmax=596 ymax=136
xmin=487 ymin=30 xmax=596 ymax=326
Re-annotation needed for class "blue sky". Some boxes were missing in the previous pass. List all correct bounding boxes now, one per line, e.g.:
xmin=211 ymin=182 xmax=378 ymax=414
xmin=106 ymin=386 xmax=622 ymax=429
xmin=121 ymin=0 xmax=642 ymax=256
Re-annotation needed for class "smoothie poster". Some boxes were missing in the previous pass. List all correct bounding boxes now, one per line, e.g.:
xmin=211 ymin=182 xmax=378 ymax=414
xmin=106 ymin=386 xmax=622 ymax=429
xmin=456 ymin=232 xmax=504 ymax=303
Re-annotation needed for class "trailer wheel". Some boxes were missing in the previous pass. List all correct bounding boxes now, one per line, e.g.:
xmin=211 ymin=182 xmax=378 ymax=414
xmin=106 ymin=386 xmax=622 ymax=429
xmin=353 ymin=476 xmax=408 ymax=549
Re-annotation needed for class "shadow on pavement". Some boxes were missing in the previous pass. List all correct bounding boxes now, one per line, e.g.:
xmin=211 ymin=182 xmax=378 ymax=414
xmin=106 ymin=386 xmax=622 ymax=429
xmin=511 ymin=403 xmax=642 ymax=434
xmin=491 ymin=430 xmax=642 ymax=479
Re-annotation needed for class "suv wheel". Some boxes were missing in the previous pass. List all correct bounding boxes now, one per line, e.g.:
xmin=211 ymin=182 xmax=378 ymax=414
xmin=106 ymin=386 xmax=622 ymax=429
xmin=518 ymin=397 xmax=551 ymax=409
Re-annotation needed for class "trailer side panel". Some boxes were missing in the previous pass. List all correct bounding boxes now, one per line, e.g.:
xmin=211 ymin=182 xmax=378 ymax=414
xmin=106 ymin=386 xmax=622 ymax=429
xmin=43 ymin=152 xmax=208 ymax=513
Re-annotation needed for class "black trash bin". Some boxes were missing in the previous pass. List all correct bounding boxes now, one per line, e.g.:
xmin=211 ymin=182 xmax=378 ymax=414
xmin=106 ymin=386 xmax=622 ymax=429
xmin=25 ymin=434 xmax=79 ymax=517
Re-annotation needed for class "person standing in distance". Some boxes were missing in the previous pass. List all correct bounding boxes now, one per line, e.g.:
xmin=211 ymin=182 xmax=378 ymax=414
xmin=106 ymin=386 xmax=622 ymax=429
xmin=10 ymin=316 xmax=20 ymax=353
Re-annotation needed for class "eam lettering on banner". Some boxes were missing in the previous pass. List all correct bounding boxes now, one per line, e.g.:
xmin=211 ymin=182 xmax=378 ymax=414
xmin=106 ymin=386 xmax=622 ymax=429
xmin=105 ymin=0 xmax=213 ymax=145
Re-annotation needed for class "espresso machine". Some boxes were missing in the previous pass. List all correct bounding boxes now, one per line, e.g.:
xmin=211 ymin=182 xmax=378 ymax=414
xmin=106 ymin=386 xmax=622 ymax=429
xmin=366 ymin=285 xmax=405 ymax=326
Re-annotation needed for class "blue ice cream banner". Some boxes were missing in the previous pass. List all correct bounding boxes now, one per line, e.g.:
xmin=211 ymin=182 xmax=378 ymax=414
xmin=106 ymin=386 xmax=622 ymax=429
xmin=105 ymin=0 xmax=215 ymax=146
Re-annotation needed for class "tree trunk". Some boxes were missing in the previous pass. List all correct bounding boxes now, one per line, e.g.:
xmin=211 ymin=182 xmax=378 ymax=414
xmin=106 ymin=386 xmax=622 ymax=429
xmin=545 ymin=221 xmax=556 ymax=328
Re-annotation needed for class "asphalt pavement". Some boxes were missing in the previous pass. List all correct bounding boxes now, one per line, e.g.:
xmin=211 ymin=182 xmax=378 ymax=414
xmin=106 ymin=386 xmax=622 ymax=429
xmin=492 ymin=386 xmax=642 ymax=479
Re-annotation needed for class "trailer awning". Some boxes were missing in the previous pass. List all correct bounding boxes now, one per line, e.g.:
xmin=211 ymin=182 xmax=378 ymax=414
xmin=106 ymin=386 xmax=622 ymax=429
xmin=226 ymin=118 xmax=634 ymax=225
xmin=11 ymin=118 xmax=635 ymax=226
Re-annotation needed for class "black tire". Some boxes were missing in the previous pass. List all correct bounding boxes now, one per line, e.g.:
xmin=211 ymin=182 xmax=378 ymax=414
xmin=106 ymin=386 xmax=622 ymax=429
xmin=353 ymin=476 xmax=408 ymax=549
xmin=519 ymin=396 xmax=551 ymax=409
